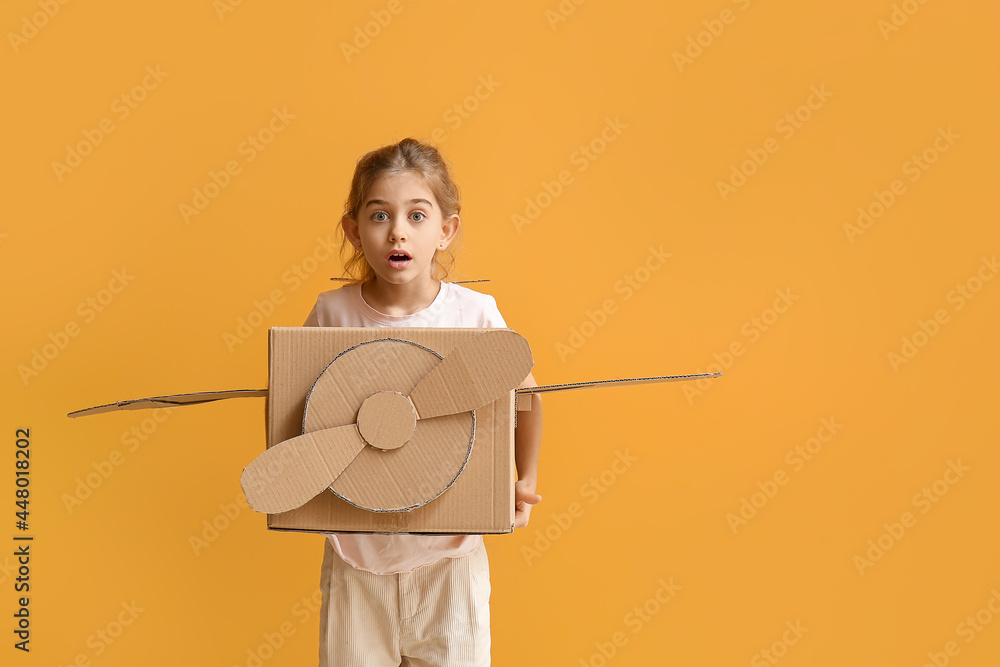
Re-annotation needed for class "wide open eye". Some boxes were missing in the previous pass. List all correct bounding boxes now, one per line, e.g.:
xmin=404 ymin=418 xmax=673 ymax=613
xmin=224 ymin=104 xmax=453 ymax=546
xmin=373 ymin=211 xmax=389 ymax=222
xmin=410 ymin=211 xmax=425 ymax=222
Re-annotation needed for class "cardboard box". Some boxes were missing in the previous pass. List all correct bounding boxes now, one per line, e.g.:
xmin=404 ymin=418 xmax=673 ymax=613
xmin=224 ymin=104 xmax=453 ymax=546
xmin=263 ymin=326 xmax=519 ymax=535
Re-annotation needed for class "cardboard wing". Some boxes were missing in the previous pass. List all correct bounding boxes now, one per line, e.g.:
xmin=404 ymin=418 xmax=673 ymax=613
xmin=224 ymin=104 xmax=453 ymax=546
xmin=67 ymin=389 xmax=268 ymax=417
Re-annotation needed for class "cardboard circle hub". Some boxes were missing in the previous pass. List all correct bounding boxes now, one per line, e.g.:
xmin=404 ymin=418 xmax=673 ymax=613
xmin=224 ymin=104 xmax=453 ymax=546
xmin=357 ymin=390 xmax=416 ymax=450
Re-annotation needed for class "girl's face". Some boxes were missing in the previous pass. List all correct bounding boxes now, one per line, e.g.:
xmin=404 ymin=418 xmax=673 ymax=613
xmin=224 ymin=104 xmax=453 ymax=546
xmin=343 ymin=171 xmax=459 ymax=287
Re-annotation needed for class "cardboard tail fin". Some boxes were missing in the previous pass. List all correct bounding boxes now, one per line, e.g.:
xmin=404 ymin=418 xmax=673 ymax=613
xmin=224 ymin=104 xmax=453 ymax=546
xmin=67 ymin=389 xmax=268 ymax=418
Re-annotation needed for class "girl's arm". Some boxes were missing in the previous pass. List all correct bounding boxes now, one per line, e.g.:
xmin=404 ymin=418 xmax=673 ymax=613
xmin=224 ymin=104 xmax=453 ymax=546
xmin=514 ymin=372 xmax=543 ymax=528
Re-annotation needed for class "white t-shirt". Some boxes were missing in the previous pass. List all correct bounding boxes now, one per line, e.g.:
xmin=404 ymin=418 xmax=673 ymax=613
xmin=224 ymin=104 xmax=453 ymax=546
xmin=303 ymin=281 xmax=508 ymax=574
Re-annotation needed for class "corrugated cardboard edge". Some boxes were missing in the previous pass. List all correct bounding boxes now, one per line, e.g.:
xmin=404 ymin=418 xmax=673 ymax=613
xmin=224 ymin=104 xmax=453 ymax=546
xmin=67 ymin=389 xmax=268 ymax=418
xmin=516 ymin=373 xmax=723 ymax=397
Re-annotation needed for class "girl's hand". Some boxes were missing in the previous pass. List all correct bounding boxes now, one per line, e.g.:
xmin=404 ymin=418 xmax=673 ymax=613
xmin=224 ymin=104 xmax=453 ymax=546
xmin=514 ymin=479 xmax=542 ymax=528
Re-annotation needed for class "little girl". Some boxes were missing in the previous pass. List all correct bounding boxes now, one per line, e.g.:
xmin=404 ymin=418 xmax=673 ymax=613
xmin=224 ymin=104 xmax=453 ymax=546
xmin=304 ymin=137 xmax=543 ymax=666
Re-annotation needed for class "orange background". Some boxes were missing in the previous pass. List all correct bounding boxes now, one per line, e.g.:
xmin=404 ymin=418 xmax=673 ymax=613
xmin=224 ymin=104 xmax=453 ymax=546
xmin=3 ymin=1 xmax=1000 ymax=665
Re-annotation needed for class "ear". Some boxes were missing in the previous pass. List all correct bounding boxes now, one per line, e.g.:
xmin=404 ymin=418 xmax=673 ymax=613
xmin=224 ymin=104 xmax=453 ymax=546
xmin=341 ymin=215 xmax=361 ymax=248
xmin=438 ymin=213 xmax=460 ymax=250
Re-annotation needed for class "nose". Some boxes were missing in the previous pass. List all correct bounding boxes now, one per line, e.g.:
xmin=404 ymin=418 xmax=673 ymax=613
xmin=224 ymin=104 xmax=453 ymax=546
xmin=388 ymin=217 xmax=407 ymax=242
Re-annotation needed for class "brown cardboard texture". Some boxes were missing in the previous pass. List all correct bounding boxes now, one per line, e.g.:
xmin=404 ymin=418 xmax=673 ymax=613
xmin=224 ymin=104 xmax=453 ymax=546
xmin=67 ymin=389 xmax=268 ymax=417
xmin=257 ymin=327 xmax=531 ymax=535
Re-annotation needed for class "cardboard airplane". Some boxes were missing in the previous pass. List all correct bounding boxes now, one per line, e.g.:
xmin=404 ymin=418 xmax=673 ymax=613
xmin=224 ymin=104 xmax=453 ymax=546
xmin=70 ymin=327 xmax=720 ymax=534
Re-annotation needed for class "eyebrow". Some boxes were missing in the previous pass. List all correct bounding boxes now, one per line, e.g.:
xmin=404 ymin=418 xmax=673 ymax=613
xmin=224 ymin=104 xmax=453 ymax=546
xmin=364 ymin=198 xmax=434 ymax=208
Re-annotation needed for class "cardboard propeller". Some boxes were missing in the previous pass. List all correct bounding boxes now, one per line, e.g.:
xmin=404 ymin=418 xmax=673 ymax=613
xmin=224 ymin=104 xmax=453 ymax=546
xmin=240 ymin=330 xmax=533 ymax=515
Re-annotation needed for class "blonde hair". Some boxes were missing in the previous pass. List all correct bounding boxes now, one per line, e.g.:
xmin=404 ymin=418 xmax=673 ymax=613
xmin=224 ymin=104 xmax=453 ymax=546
xmin=339 ymin=138 xmax=461 ymax=284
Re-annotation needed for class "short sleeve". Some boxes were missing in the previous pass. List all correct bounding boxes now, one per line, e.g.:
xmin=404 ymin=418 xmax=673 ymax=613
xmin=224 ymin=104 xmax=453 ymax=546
xmin=303 ymin=303 xmax=319 ymax=327
xmin=483 ymin=295 xmax=507 ymax=328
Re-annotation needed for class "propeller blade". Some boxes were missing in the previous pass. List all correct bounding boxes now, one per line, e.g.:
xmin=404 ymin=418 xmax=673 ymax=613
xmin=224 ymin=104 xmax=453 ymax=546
xmin=240 ymin=424 xmax=366 ymax=514
xmin=408 ymin=330 xmax=533 ymax=420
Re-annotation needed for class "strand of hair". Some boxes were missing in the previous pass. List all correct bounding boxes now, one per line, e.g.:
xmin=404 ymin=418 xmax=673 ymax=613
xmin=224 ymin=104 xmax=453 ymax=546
xmin=329 ymin=277 xmax=490 ymax=284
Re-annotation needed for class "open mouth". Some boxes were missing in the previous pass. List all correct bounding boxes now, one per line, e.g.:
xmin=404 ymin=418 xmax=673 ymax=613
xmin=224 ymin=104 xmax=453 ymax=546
xmin=386 ymin=250 xmax=412 ymax=269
